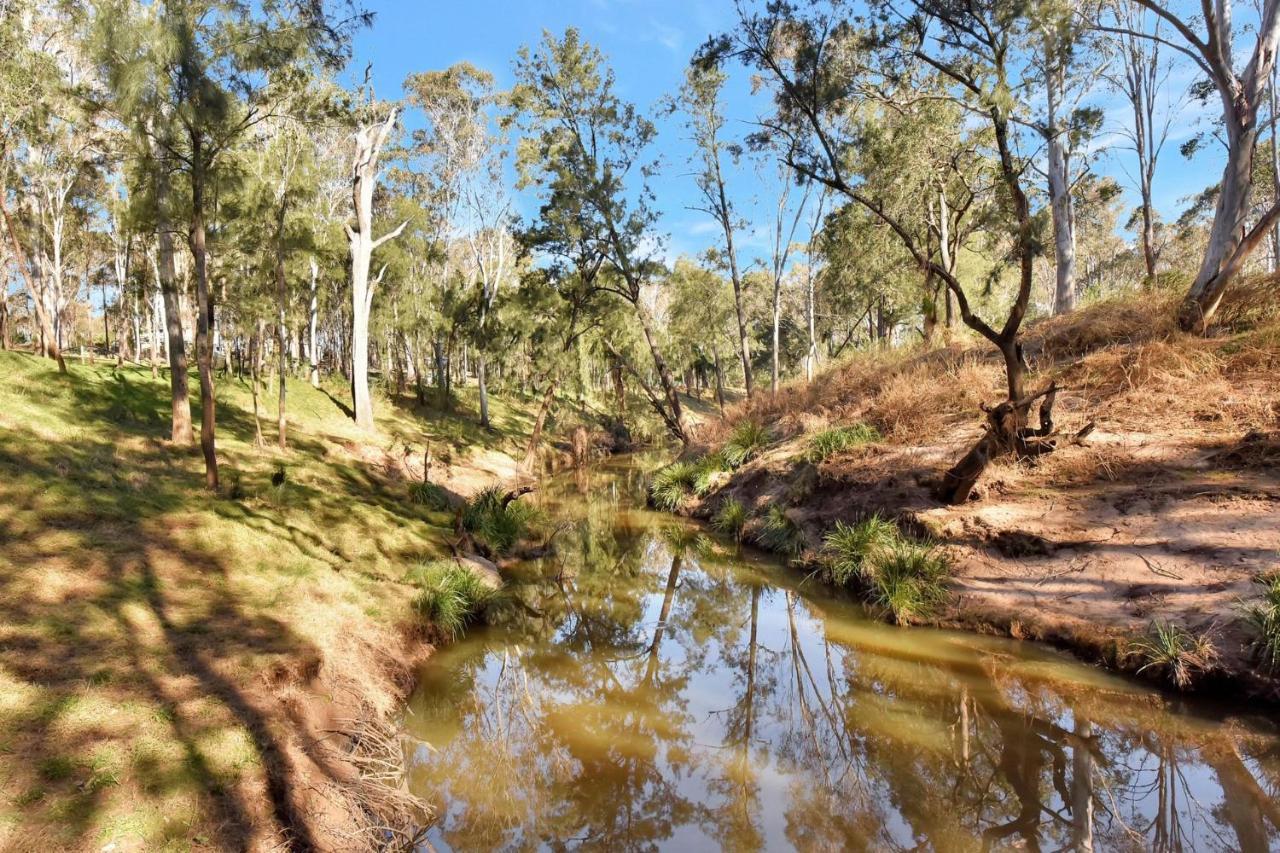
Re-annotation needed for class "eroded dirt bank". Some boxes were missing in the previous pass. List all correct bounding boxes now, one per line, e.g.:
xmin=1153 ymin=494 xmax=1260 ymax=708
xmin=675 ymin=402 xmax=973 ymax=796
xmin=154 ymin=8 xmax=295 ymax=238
xmin=676 ymin=289 xmax=1280 ymax=701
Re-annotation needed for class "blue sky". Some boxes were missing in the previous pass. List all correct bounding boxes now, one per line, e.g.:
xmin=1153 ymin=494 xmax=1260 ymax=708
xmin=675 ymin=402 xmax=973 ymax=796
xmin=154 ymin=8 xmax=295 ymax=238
xmin=348 ymin=0 xmax=1222 ymax=265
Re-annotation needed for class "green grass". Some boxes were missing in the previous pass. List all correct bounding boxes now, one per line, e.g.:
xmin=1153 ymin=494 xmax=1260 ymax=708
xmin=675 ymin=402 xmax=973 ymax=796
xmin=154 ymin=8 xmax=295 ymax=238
xmin=650 ymin=461 xmax=699 ymax=511
xmin=711 ymin=497 xmax=749 ymax=540
xmin=805 ymin=423 xmax=881 ymax=463
xmin=1130 ymin=620 xmax=1218 ymax=688
xmin=461 ymin=486 xmax=539 ymax=554
xmin=0 ymin=350 xmax=550 ymax=849
xmin=752 ymin=504 xmax=806 ymax=559
xmin=408 ymin=560 xmax=497 ymax=640
xmin=823 ymin=515 xmax=898 ymax=585
xmin=691 ymin=453 xmax=730 ymax=496
xmin=408 ymin=480 xmax=451 ymax=511
xmin=1245 ymin=573 xmax=1280 ymax=671
xmin=722 ymin=421 xmax=771 ymax=468
xmin=863 ymin=538 xmax=950 ymax=625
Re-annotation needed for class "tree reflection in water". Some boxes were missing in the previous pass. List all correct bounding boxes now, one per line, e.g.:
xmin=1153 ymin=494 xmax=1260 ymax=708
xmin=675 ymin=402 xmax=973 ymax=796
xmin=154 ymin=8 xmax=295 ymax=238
xmin=403 ymin=459 xmax=1280 ymax=852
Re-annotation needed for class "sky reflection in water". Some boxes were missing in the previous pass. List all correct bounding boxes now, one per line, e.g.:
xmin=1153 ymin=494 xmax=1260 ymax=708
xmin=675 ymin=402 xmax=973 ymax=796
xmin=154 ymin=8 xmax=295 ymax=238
xmin=404 ymin=460 xmax=1280 ymax=852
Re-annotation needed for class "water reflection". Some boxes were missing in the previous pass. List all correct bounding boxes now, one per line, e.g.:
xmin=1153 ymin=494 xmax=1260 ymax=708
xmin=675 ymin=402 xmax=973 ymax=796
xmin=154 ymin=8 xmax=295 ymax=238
xmin=404 ymin=459 xmax=1280 ymax=852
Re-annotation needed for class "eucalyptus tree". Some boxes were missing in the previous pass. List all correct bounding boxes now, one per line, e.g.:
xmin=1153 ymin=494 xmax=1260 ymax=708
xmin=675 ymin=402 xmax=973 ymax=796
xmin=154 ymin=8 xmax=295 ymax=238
xmin=710 ymin=0 xmax=1061 ymax=503
xmin=669 ymin=64 xmax=757 ymax=398
xmin=1095 ymin=0 xmax=1280 ymax=329
xmin=0 ymin=0 xmax=69 ymax=370
xmin=508 ymin=29 xmax=690 ymax=444
xmin=1101 ymin=1 xmax=1177 ymax=279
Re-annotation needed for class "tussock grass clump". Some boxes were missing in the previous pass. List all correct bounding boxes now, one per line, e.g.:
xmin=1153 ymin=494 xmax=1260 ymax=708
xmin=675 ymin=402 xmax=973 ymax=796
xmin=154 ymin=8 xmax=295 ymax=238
xmin=408 ymin=480 xmax=450 ymax=511
xmin=823 ymin=515 xmax=898 ymax=585
xmin=863 ymin=538 xmax=950 ymax=625
xmin=722 ymin=421 xmax=771 ymax=468
xmin=408 ymin=560 xmax=496 ymax=640
xmin=1244 ymin=573 xmax=1280 ymax=672
xmin=650 ymin=462 xmax=699 ymax=511
xmin=691 ymin=453 xmax=731 ymax=495
xmin=1130 ymin=620 xmax=1218 ymax=688
xmin=805 ymin=423 xmax=881 ymax=463
xmin=711 ymin=497 xmax=748 ymax=540
xmin=753 ymin=504 xmax=805 ymax=559
xmin=461 ymin=486 xmax=538 ymax=554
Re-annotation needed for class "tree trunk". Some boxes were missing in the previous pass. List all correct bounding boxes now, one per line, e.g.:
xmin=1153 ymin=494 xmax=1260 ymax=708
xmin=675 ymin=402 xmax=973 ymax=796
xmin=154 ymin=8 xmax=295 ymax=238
xmin=712 ymin=346 xmax=726 ymax=412
xmin=189 ymin=135 xmax=219 ymax=491
xmin=477 ymin=353 xmax=490 ymax=428
xmin=250 ymin=321 xmax=265 ymax=449
xmin=770 ymin=274 xmax=782 ymax=394
xmin=275 ymin=200 xmax=289 ymax=450
xmin=1180 ymin=117 xmax=1260 ymax=331
xmin=523 ymin=377 xmax=560 ymax=470
xmin=0 ymin=194 xmax=64 ymax=371
xmin=153 ymin=190 xmax=193 ymax=444
xmin=308 ymin=256 xmax=319 ymax=388
xmin=1046 ymin=63 xmax=1077 ymax=315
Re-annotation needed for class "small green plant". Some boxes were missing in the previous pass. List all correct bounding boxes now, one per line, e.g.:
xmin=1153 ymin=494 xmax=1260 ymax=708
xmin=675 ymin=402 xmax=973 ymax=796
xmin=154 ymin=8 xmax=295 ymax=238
xmin=650 ymin=462 xmax=699 ymax=511
xmin=691 ymin=453 xmax=730 ymax=496
xmin=864 ymin=538 xmax=950 ymax=625
xmin=1244 ymin=573 xmax=1280 ymax=671
xmin=711 ymin=497 xmax=749 ymax=540
xmin=806 ymin=423 xmax=881 ymax=463
xmin=408 ymin=480 xmax=451 ymax=511
xmin=753 ymin=504 xmax=805 ymax=559
xmin=722 ymin=421 xmax=771 ymax=468
xmin=1130 ymin=620 xmax=1218 ymax=688
xmin=461 ymin=486 xmax=538 ymax=554
xmin=823 ymin=515 xmax=899 ymax=585
xmin=409 ymin=560 xmax=496 ymax=640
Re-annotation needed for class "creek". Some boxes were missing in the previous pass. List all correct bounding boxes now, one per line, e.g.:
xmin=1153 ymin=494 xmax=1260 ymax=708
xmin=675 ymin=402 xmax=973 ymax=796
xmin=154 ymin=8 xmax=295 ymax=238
xmin=404 ymin=455 xmax=1280 ymax=851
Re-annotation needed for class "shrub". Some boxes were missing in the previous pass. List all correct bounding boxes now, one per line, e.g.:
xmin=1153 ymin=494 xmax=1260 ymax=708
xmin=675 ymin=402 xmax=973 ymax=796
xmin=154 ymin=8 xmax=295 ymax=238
xmin=461 ymin=487 xmax=538 ymax=554
xmin=1244 ymin=573 xmax=1280 ymax=672
xmin=864 ymin=538 xmax=950 ymax=625
xmin=753 ymin=504 xmax=805 ymax=559
xmin=650 ymin=462 xmax=698 ymax=511
xmin=408 ymin=480 xmax=450 ymax=511
xmin=711 ymin=497 xmax=748 ymax=540
xmin=409 ymin=560 xmax=496 ymax=640
xmin=722 ymin=421 xmax=771 ymax=468
xmin=1130 ymin=620 xmax=1218 ymax=688
xmin=823 ymin=515 xmax=899 ymax=585
xmin=805 ymin=423 xmax=881 ymax=463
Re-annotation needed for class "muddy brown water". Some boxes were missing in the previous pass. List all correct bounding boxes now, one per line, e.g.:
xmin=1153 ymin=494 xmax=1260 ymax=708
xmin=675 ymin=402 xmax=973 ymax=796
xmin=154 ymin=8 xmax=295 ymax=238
xmin=404 ymin=456 xmax=1280 ymax=851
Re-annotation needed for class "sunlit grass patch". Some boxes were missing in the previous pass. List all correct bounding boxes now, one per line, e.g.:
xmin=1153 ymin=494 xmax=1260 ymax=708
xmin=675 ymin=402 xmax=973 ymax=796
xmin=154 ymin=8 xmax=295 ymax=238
xmin=805 ymin=423 xmax=880 ymax=463
xmin=409 ymin=560 xmax=497 ymax=640
xmin=1244 ymin=573 xmax=1280 ymax=671
xmin=863 ymin=538 xmax=950 ymax=625
xmin=752 ymin=505 xmax=805 ymax=559
xmin=722 ymin=420 xmax=771 ymax=468
xmin=1129 ymin=620 xmax=1218 ymax=688
xmin=461 ymin=486 xmax=539 ymax=554
xmin=649 ymin=461 xmax=698 ymax=511
xmin=823 ymin=514 xmax=898 ymax=585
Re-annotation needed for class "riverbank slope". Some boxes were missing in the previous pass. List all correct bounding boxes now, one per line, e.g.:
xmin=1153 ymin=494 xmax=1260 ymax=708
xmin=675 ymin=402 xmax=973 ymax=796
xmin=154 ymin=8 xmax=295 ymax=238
xmin=675 ymin=283 xmax=1280 ymax=699
xmin=0 ymin=352 xmax=555 ymax=851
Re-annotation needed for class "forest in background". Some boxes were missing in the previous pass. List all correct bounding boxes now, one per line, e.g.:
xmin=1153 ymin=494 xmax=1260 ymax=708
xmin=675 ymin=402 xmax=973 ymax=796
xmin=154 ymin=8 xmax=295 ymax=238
xmin=4 ymin=0 xmax=1280 ymax=500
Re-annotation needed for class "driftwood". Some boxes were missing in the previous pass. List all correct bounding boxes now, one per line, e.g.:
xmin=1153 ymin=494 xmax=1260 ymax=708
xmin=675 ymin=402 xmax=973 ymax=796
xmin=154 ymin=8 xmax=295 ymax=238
xmin=935 ymin=382 xmax=1067 ymax=505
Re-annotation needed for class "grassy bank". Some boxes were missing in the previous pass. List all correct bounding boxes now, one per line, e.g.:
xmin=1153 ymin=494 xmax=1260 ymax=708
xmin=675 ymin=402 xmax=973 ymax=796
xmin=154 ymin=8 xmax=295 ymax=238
xmin=0 ymin=351 xmax=548 ymax=850
xmin=662 ymin=282 xmax=1280 ymax=700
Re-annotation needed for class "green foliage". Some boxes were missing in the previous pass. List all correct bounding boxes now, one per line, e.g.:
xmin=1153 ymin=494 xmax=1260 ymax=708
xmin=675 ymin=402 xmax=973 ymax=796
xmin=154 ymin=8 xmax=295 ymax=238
xmin=409 ymin=560 xmax=496 ymax=640
xmin=823 ymin=515 xmax=898 ymax=585
xmin=1130 ymin=621 xmax=1218 ymax=688
xmin=722 ymin=421 xmax=771 ymax=468
xmin=408 ymin=480 xmax=451 ymax=511
xmin=806 ymin=424 xmax=881 ymax=463
xmin=461 ymin=487 xmax=538 ymax=554
xmin=863 ymin=539 xmax=950 ymax=625
xmin=753 ymin=504 xmax=805 ymax=559
xmin=650 ymin=462 xmax=698 ymax=511
xmin=711 ymin=497 xmax=748 ymax=540
xmin=1244 ymin=573 xmax=1280 ymax=672
xmin=691 ymin=453 xmax=730 ymax=496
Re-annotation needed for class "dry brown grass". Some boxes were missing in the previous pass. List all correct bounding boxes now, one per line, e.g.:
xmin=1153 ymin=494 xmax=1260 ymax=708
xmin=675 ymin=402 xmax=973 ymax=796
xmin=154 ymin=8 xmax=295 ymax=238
xmin=696 ymin=284 xmax=1280 ymax=461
